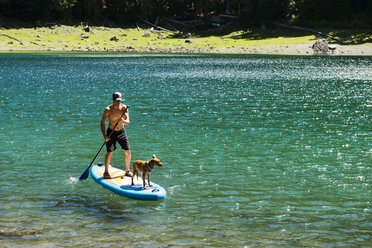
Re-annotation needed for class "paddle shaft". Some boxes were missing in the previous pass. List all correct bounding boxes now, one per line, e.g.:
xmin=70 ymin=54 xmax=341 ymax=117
xmin=80 ymin=105 xmax=129 ymax=179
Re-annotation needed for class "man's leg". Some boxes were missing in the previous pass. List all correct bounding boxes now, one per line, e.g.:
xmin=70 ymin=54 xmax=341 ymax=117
xmin=124 ymin=149 xmax=131 ymax=172
xmin=105 ymin=151 xmax=113 ymax=174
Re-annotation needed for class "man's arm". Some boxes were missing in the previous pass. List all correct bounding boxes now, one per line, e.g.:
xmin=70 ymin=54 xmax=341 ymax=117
xmin=101 ymin=107 xmax=110 ymax=141
xmin=121 ymin=105 xmax=130 ymax=125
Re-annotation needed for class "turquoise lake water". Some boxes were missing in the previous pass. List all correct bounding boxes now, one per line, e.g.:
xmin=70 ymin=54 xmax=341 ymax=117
xmin=0 ymin=53 xmax=371 ymax=247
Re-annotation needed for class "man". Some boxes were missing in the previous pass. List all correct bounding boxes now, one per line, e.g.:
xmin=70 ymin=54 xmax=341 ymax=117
xmin=101 ymin=92 xmax=132 ymax=179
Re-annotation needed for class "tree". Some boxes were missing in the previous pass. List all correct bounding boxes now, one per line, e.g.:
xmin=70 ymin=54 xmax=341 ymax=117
xmin=0 ymin=0 xmax=371 ymax=28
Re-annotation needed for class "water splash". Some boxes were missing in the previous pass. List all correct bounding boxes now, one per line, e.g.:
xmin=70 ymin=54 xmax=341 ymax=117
xmin=67 ymin=176 xmax=79 ymax=185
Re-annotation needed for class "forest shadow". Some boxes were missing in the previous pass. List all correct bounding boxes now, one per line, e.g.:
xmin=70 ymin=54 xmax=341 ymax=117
xmin=228 ymin=28 xmax=372 ymax=45
xmin=169 ymin=25 xmax=372 ymax=45
xmin=1 ymin=20 xmax=371 ymax=46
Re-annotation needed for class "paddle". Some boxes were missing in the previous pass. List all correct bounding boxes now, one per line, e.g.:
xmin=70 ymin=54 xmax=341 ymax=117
xmin=79 ymin=105 xmax=129 ymax=181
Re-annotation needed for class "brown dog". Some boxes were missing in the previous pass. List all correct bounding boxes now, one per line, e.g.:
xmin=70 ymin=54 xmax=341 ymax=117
xmin=131 ymin=155 xmax=163 ymax=189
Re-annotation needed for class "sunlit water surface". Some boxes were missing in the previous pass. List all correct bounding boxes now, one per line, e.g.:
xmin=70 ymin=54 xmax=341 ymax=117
xmin=0 ymin=53 xmax=371 ymax=247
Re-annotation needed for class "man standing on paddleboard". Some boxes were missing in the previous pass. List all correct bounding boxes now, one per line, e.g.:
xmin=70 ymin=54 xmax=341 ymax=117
xmin=101 ymin=92 xmax=132 ymax=179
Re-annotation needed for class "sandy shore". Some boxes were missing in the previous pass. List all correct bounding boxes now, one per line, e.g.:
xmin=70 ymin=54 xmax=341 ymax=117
xmin=2 ymin=43 xmax=371 ymax=56
xmin=2 ymin=44 xmax=371 ymax=56
xmin=1 ymin=26 xmax=371 ymax=55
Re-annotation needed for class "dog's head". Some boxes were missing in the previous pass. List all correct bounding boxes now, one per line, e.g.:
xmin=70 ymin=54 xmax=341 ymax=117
xmin=149 ymin=154 xmax=163 ymax=167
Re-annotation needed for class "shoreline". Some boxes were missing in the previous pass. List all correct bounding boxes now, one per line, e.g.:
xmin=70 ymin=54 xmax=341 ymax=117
xmin=1 ymin=25 xmax=371 ymax=56
xmin=2 ymin=45 xmax=372 ymax=56
xmin=1 ymin=46 xmax=372 ymax=56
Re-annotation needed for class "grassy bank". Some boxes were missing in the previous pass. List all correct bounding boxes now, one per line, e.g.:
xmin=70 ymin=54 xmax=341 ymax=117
xmin=1 ymin=25 xmax=371 ymax=55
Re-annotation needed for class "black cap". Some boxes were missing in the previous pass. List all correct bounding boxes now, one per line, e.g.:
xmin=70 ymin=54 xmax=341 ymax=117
xmin=113 ymin=92 xmax=122 ymax=101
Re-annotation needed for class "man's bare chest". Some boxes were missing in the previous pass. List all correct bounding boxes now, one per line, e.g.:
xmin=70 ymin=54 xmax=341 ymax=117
xmin=109 ymin=108 xmax=123 ymax=119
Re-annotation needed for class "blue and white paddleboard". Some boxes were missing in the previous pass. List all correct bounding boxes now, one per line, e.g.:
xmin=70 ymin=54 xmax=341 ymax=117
xmin=90 ymin=164 xmax=166 ymax=201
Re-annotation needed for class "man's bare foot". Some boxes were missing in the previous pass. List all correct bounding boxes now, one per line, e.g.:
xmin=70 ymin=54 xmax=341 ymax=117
xmin=103 ymin=171 xmax=111 ymax=179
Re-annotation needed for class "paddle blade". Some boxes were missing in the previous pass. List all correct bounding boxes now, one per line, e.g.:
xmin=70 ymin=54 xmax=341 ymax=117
xmin=79 ymin=167 xmax=90 ymax=180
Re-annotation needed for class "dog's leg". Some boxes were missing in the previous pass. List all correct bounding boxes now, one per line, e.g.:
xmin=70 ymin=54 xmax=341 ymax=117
xmin=142 ymin=172 xmax=147 ymax=189
xmin=131 ymin=164 xmax=136 ymax=185
xmin=147 ymin=173 xmax=152 ymax=187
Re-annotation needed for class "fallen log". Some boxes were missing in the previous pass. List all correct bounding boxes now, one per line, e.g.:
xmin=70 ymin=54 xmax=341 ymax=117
xmin=275 ymin=23 xmax=345 ymax=45
xmin=150 ymin=27 xmax=161 ymax=34
xmin=154 ymin=16 xmax=160 ymax=26
xmin=164 ymin=18 xmax=186 ymax=27
xmin=30 ymin=41 xmax=41 ymax=46
xmin=219 ymin=14 xmax=238 ymax=19
xmin=141 ymin=19 xmax=174 ymax=33
xmin=0 ymin=33 xmax=23 ymax=43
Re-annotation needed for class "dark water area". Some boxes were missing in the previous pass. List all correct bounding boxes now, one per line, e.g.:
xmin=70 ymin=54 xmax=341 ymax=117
xmin=0 ymin=53 xmax=371 ymax=247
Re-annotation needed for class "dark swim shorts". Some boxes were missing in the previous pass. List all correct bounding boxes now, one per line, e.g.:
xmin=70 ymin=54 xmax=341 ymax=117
xmin=106 ymin=128 xmax=130 ymax=152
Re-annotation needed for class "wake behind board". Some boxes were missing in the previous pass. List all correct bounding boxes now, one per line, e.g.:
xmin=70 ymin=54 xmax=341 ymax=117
xmin=90 ymin=164 xmax=166 ymax=200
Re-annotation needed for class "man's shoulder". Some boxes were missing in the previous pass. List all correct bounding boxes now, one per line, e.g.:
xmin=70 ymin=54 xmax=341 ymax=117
xmin=104 ymin=105 xmax=112 ymax=112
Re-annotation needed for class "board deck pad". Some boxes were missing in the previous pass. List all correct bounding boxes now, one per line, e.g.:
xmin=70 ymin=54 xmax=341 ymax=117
xmin=90 ymin=164 xmax=166 ymax=200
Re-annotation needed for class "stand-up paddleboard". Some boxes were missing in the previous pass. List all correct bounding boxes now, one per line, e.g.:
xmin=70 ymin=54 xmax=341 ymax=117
xmin=90 ymin=164 xmax=166 ymax=200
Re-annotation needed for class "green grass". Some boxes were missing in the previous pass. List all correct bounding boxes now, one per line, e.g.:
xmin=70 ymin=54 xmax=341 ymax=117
xmin=0 ymin=25 xmax=371 ymax=53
